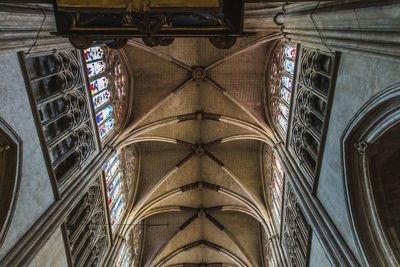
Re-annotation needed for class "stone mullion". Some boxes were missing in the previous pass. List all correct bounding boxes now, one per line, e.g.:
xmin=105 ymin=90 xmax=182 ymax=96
xmin=68 ymin=206 xmax=90 ymax=245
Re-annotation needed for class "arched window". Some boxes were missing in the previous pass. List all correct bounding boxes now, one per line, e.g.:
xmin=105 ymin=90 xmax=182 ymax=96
xmin=84 ymin=46 xmax=128 ymax=141
xmin=282 ymin=183 xmax=311 ymax=267
xmin=267 ymin=42 xmax=298 ymax=139
xmin=343 ymin=85 xmax=400 ymax=266
xmin=0 ymin=118 xmax=21 ymax=248
xmin=19 ymin=49 xmax=97 ymax=185
xmin=271 ymin=155 xmax=285 ymax=227
xmin=64 ymin=178 xmax=108 ymax=266
xmin=115 ymin=240 xmax=132 ymax=267
xmin=104 ymin=152 xmax=125 ymax=231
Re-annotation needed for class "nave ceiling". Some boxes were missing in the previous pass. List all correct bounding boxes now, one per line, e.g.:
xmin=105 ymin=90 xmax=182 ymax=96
xmin=114 ymin=33 xmax=280 ymax=266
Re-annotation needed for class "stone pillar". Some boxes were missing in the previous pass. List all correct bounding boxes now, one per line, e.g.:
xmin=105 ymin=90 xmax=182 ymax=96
xmin=245 ymin=1 xmax=400 ymax=59
xmin=0 ymin=3 xmax=71 ymax=54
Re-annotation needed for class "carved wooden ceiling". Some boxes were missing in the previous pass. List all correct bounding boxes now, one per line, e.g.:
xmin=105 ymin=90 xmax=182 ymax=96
xmin=115 ymin=32 xmax=280 ymax=266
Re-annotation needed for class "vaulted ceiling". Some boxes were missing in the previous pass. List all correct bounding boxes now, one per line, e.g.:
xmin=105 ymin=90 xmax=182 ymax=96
xmin=115 ymin=32 xmax=280 ymax=267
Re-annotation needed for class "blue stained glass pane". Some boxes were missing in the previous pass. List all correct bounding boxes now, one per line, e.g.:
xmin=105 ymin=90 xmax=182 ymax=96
xmin=273 ymin=170 xmax=283 ymax=191
xmin=99 ymin=118 xmax=114 ymax=138
xmin=108 ymin=172 xmax=121 ymax=195
xmin=116 ymin=242 xmax=127 ymax=266
xmin=90 ymin=76 xmax=108 ymax=95
xmin=278 ymin=115 xmax=288 ymax=132
xmin=93 ymin=90 xmax=110 ymax=110
xmin=87 ymin=61 xmax=105 ymax=78
xmin=109 ymin=182 xmax=122 ymax=206
xmin=273 ymin=180 xmax=282 ymax=201
xmin=284 ymin=59 xmax=295 ymax=74
xmin=105 ymin=160 xmax=119 ymax=184
xmin=111 ymin=197 xmax=124 ymax=228
xmin=285 ymin=46 xmax=296 ymax=60
xmin=105 ymin=153 xmax=118 ymax=172
xmin=281 ymin=88 xmax=291 ymax=104
xmin=282 ymin=75 xmax=293 ymax=90
xmin=96 ymin=105 xmax=113 ymax=125
xmin=84 ymin=46 xmax=104 ymax=62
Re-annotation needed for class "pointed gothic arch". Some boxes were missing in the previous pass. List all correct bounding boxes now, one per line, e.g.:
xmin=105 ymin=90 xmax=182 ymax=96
xmin=342 ymin=83 xmax=400 ymax=266
xmin=0 ymin=118 xmax=22 ymax=248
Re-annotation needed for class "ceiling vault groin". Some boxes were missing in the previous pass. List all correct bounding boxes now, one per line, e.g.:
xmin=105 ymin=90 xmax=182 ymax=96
xmin=116 ymin=34 xmax=280 ymax=266
xmin=152 ymin=240 xmax=249 ymax=267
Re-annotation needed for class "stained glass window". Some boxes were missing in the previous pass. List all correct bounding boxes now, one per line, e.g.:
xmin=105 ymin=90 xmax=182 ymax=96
xmin=106 ymin=160 xmax=119 ymax=184
xmin=84 ymin=47 xmax=104 ymax=62
xmin=282 ymin=75 xmax=293 ymax=90
xmin=281 ymin=88 xmax=291 ymax=104
xmin=111 ymin=196 xmax=124 ymax=228
xmin=285 ymin=46 xmax=296 ymax=60
xmin=116 ymin=242 xmax=127 ymax=266
xmin=87 ymin=61 xmax=105 ymax=78
xmin=90 ymin=76 xmax=109 ymax=95
xmin=96 ymin=105 xmax=113 ymax=125
xmin=105 ymin=153 xmax=118 ymax=173
xmin=271 ymin=155 xmax=285 ymax=225
xmin=284 ymin=59 xmax=295 ymax=74
xmin=269 ymin=43 xmax=297 ymax=139
xmin=108 ymin=172 xmax=121 ymax=194
xmin=278 ymin=115 xmax=288 ymax=132
xmin=109 ymin=182 xmax=122 ymax=206
xmin=279 ymin=103 xmax=289 ymax=119
xmin=93 ymin=90 xmax=111 ymax=110
xmin=99 ymin=118 xmax=114 ymax=138
xmin=275 ymin=157 xmax=284 ymax=179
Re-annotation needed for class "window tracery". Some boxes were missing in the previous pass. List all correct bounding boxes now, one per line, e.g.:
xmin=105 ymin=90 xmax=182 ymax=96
xmin=114 ymin=221 xmax=143 ymax=267
xmin=282 ymin=183 xmax=311 ymax=267
xmin=271 ymin=156 xmax=285 ymax=226
xmin=104 ymin=152 xmax=126 ymax=231
xmin=65 ymin=179 xmax=109 ymax=267
xmin=289 ymin=47 xmax=337 ymax=184
xmin=267 ymin=41 xmax=298 ymax=138
xmin=84 ymin=46 xmax=128 ymax=141
xmin=20 ymin=49 xmax=97 ymax=184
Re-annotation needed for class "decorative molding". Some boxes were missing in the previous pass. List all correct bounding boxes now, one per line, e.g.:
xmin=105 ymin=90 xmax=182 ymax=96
xmin=342 ymin=82 xmax=400 ymax=266
xmin=0 ymin=117 xmax=22 ymax=248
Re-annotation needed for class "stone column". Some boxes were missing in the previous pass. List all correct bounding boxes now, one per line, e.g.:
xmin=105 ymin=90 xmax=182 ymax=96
xmin=0 ymin=3 xmax=71 ymax=54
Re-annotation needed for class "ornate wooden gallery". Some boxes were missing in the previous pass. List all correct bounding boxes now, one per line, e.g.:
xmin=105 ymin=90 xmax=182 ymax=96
xmin=53 ymin=0 xmax=244 ymax=49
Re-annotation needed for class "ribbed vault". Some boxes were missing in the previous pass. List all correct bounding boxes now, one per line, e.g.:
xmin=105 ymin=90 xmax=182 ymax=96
xmin=114 ymin=34 xmax=280 ymax=266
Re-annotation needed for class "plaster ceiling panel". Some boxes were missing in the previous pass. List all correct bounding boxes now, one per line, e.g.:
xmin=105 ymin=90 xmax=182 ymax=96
xmin=153 ymin=218 xmax=248 ymax=266
xmin=142 ymin=211 xmax=195 ymax=267
xmin=200 ymin=155 xmax=248 ymax=198
xmin=199 ymin=82 xmax=257 ymax=124
xmin=136 ymin=142 xmax=190 ymax=203
xmin=207 ymin=44 xmax=269 ymax=122
xmin=200 ymin=188 xmax=245 ymax=208
xmin=212 ymin=212 xmax=262 ymax=266
xmin=148 ymin=156 xmax=201 ymax=201
xmin=155 ymin=190 xmax=203 ymax=209
xmin=200 ymin=120 xmax=254 ymax=144
xmin=152 ymin=33 xmax=269 ymax=68
xmin=140 ymin=120 xmax=201 ymax=144
xmin=123 ymin=45 xmax=190 ymax=122
xmin=137 ymin=82 xmax=201 ymax=128
xmin=207 ymin=140 xmax=264 ymax=204
xmin=162 ymin=247 xmax=239 ymax=267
